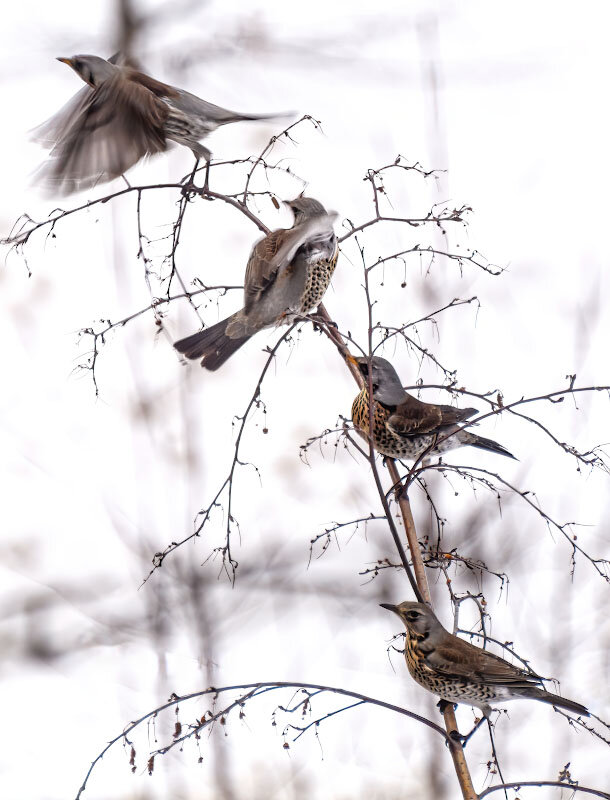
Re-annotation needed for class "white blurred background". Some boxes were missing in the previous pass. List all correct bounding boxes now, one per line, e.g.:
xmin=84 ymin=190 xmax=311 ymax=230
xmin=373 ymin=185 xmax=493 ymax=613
xmin=1 ymin=1 xmax=610 ymax=798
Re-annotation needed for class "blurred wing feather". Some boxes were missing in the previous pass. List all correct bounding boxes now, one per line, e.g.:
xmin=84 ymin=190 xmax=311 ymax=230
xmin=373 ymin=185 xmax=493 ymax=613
xmin=34 ymin=73 xmax=170 ymax=195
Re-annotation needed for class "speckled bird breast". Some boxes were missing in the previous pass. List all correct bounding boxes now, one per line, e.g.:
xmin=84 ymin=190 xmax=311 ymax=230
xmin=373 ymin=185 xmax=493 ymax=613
xmin=404 ymin=634 xmax=497 ymax=706
xmin=298 ymin=246 xmax=339 ymax=314
xmin=351 ymin=386 xmax=439 ymax=460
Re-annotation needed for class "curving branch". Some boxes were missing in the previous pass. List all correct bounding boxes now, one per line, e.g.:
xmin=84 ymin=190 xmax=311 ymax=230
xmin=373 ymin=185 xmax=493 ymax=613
xmin=74 ymin=680 xmax=448 ymax=800
xmin=478 ymin=781 xmax=610 ymax=799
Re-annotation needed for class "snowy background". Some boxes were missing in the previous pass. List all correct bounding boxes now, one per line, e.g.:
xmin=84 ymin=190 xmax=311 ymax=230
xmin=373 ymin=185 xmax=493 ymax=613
xmin=1 ymin=1 xmax=610 ymax=798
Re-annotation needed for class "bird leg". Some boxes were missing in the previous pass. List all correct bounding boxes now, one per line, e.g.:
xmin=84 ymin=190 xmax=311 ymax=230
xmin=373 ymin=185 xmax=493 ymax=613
xmin=181 ymin=158 xmax=200 ymax=195
xmin=202 ymin=159 xmax=211 ymax=193
xmin=186 ymin=144 xmax=213 ymax=194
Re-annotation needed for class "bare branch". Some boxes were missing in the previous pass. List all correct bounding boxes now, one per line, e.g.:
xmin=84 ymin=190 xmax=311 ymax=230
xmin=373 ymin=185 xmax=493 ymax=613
xmin=74 ymin=680 xmax=448 ymax=800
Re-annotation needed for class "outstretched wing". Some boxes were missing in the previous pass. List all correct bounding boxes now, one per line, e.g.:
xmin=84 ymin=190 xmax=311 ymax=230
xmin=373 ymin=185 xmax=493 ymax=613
xmin=33 ymin=71 xmax=173 ymax=195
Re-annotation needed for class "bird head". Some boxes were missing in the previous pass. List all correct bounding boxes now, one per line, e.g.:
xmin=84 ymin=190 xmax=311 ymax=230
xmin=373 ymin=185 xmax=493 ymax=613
xmin=348 ymin=355 xmax=406 ymax=406
xmin=380 ymin=601 xmax=439 ymax=638
xmin=56 ymin=54 xmax=118 ymax=88
xmin=285 ymin=196 xmax=328 ymax=223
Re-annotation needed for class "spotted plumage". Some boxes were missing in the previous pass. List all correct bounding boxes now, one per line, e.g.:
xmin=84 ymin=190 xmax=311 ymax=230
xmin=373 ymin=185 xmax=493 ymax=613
xmin=174 ymin=196 xmax=338 ymax=371
xmin=350 ymin=356 xmax=515 ymax=462
xmin=382 ymin=601 xmax=589 ymax=718
xmin=299 ymin=249 xmax=339 ymax=313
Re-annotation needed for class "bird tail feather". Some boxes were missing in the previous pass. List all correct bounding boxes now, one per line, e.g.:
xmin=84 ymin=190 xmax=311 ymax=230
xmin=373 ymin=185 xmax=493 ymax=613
xmin=527 ymin=688 xmax=589 ymax=716
xmin=227 ymin=110 xmax=295 ymax=123
xmin=174 ymin=317 xmax=250 ymax=371
xmin=470 ymin=435 xmax=517 ymax=460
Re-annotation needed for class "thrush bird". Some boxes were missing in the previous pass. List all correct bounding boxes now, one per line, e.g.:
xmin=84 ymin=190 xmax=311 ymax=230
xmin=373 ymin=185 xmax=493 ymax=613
xmin=381 ymin=601 xmax=588 ymax=718
xmin=349 ymin=355 xmax=515 ymax=462
xmin=174 ymin=196 xmax=338 ymax=371
xmin=34 ymin=54 xmax=289 ymax=195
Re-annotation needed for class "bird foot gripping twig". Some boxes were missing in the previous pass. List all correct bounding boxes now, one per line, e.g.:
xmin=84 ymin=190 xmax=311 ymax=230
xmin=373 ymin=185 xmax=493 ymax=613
xmin=180 ymin=160 xmax=199 ymax=197
xmin=180 ymin=158 xmax=214 ymax=200
xmin=437 ymin=700 xmax=486 ymax=748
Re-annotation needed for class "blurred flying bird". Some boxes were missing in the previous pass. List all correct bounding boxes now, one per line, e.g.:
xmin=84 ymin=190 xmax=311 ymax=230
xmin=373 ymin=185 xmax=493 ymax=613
xmin=33 ymin=53 xmax=290 ymax=195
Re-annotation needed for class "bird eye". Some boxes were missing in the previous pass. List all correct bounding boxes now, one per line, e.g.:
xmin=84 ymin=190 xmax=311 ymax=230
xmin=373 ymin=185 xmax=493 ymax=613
xmin=372 ymin=383 xmax=379 ymax=392
xmin=405 ymin=611 xmax=420 ymax=621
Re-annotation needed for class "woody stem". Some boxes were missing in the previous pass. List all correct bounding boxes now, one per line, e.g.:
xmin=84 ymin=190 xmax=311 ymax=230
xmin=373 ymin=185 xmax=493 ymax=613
xmin=317 ymin=301 xmax=479 ymax=800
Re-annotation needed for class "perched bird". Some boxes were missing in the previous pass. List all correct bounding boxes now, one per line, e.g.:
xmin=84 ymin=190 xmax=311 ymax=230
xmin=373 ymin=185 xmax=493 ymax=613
xmin=349 ymin=355 xmax=515 ymax=462
xmin=33 ymin=54 xmax=289 ymax=195
xmin=381 ymin=601 xmax=588 ymax=718
xmin=381 ymin=602 xmax=589 ymax=718
xmin=174 ymin=196 xmax=339 ymax=371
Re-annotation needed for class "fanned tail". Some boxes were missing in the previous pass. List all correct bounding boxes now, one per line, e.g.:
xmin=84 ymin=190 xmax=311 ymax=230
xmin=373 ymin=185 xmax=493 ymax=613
xmin=470 ymin=434 xmax=517 ymax=460
xmin=174 ymin=317 xmax=250 ymax=371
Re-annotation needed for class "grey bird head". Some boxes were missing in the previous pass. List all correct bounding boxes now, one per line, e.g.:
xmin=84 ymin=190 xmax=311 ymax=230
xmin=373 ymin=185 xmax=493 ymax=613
xmin=285 ymin=196 xmax=328 ymax=224
xmin=57 ymin=55 xmax=118 ymax=87
xmin=380 ymin=601 xmax=439 ymax=637
xmin=351 ymin=356 xmax=407 ymax=407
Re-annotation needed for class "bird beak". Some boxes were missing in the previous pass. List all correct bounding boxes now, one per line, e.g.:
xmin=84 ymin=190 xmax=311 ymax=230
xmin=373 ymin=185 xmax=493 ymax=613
xmin=56 ymin=57 xmax=74 ymax=67
xmin=380 ymin=603 xmax=399 ymax=614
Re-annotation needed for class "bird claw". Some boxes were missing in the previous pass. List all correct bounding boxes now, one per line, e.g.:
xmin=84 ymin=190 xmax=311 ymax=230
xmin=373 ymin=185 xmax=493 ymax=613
xmin=436 ymin=700 xmax=487 ymax=748
xmin=180 ymin=181 xmax=198 ymax=198
xmin=180 ymin=158 xmax=212 ymax=199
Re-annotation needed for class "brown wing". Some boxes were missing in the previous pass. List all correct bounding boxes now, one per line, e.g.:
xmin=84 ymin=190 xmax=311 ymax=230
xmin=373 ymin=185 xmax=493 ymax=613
xmin=243 ymin=229 xmax=289 ymax=312
xmin=387 ymin=396 xmax=477 ymax=436
xmin=242 ymin=216 xmax=336 ymax=313
xmin=35 ymin=71 xmax=171 ymax=195
xmin=427 ymin=636 xmax=543 ymax=686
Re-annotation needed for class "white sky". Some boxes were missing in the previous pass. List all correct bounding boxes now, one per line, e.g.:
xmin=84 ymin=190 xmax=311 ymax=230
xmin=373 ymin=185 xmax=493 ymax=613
xmin=1 ymin=2 xmax=610 ymax=799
